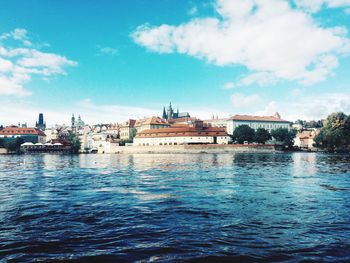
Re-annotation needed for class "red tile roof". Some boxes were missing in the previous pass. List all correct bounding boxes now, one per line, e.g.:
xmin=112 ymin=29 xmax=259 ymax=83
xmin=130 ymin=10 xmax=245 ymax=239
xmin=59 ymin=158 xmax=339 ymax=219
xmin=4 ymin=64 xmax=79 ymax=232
xmin=135 ymin=116 xmax=169 ymax=126
xmin=167 ymin=117 xmax=198 ymax=124
xmin=0 ymin=127 xmax=46 ymax=136
xmin=136 ymin=126 xmax=228 ymax=138
xmin=120 ymin=119 xmax=136 ymax=128
xmin=228 ymin=114 xmax=290 ymax=123
xmin=297 ymin=130 xmax=319 ymax=140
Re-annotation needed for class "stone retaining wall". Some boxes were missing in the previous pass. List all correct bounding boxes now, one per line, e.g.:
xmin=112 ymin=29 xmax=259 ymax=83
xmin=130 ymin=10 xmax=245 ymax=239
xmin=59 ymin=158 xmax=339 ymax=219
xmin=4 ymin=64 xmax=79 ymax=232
xmin=0 ymin=148 xmax=8 ymax=154
xmin=111 ymin=144 xmax=276 ymax=154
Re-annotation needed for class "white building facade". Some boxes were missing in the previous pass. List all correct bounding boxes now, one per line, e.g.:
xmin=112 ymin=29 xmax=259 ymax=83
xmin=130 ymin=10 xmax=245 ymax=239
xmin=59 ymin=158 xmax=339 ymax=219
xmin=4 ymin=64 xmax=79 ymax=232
xmin=226 ymin=113 xmax=291 ymax=135
xmin=134 ymin=126 xmax=230 ymax=146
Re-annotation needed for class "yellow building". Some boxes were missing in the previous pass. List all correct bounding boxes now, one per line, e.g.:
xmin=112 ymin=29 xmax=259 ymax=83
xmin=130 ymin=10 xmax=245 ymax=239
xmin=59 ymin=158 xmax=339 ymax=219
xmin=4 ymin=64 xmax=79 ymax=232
xmin=119 ymin=119 xmax=136 ymax=140
xmin=135 ymin=116 xmax=170 ymax=132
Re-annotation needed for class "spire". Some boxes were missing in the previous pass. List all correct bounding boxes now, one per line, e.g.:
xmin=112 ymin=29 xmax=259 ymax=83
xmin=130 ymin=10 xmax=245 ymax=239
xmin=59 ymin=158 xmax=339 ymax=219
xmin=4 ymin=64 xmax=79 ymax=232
xmin=274 ymin=112 xmax=281 ymax=119
xmin=167 ymin=102 xmax=173 ymax=120
xmin=162 ymin=106 xmax=167 ymax=119
xmin=71 ymin=113 xmax=75 ymax=128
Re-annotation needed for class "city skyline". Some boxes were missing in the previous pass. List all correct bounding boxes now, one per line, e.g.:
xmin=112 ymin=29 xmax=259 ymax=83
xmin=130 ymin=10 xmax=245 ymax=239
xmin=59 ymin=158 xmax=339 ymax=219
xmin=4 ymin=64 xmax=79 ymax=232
xmin=1 ymin=0 xmax=350 ymax=126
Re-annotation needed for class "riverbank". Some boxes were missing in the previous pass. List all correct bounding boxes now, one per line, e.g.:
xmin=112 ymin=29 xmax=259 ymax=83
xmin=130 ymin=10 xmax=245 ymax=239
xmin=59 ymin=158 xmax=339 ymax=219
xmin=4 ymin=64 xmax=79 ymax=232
xmin=1 ymin=144 xmax=277 ymax=155
xmin=110 ymin=144 xmax=276 ymax=154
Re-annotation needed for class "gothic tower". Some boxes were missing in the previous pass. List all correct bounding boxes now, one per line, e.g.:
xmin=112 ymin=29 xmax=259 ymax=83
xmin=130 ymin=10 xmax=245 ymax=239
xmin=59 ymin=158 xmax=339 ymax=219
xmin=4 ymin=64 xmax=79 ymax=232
xmin=167 ymin=102 xmax=174 ymax=120
xmin=36 ymin=113 xmax=46 ymax=130
xmin=71 ymin=114 xmax=76 ymax=132
xmin=162 ymin=106 xmax=167 ymax=119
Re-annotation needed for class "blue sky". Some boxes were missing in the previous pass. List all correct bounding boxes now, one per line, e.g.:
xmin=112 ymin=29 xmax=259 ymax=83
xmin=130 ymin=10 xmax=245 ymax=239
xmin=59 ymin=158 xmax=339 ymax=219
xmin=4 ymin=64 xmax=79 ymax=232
xmin=0 ymin=0 xmax=350 ymax=126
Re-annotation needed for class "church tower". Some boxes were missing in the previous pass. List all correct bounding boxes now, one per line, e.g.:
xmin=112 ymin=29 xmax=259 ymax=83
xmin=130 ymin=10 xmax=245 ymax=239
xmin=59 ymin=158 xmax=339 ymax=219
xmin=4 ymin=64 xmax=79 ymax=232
xmin=162 ymin=107 xmax=167 ymax=119
xmin=36 ymin=113 xmax=46 ymax=131
xmin=167 ymin=102 xmax=174 ymax=120
xmin=71 ymin=114 xmax=76 ymax=132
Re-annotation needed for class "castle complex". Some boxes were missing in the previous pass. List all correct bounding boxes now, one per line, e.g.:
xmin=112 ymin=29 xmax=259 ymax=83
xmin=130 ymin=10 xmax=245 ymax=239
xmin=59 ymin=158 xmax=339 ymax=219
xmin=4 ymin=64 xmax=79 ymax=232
xmin=162 ymin=102 xmax=190 ymax=120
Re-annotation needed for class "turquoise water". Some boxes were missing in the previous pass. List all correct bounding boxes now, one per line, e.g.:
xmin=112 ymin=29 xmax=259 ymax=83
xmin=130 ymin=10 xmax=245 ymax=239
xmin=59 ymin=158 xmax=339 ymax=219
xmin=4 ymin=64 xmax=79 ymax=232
xmin=0 ymin=153 xmax=349 ymax=262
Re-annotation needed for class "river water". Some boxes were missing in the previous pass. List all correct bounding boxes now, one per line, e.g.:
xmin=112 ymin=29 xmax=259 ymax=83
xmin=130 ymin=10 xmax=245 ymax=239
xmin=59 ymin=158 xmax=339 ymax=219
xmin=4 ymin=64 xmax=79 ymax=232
xmin=0 ymin=153 xmax=349 ymax=262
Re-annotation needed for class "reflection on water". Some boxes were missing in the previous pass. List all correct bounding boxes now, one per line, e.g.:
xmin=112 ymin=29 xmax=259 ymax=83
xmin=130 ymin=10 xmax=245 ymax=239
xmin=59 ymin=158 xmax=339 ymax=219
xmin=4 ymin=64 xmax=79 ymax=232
xmin=0 ymin=152 xmax=350 ymax=262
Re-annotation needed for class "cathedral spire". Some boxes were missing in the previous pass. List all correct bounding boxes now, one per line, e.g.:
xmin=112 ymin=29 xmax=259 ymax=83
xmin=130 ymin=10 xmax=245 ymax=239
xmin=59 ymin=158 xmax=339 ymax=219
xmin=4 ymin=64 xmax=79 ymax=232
xmin=162 ymin=106 xmax=167 ymax=119
xmin=167 ymin=102 xmax=174 ymax=120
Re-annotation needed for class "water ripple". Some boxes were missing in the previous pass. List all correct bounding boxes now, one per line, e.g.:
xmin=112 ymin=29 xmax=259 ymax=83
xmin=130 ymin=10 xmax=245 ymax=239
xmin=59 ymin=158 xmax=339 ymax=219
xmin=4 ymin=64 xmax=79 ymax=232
xmin=0 ymin=153 xmax=349 ymax=262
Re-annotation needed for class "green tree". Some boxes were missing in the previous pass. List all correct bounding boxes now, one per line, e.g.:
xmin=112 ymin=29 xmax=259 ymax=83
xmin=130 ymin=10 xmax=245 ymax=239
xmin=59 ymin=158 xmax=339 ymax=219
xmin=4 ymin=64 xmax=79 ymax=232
xmin=4 ymin=137 xmax=24 ymax=153
xmin=314 ymin=112 xmax=350 ymax=152
xmin=271 ymin=128 xmax=296 ymax=147
xmin=232 ymin=125 xmax=255 ymax=144
xmin=130 ymin=128 xmax=137 ymax=141
xmin=254 ymin=128 xmax=271 ymax=144
xmin=68 ymin=133 xmax=81 ymax=154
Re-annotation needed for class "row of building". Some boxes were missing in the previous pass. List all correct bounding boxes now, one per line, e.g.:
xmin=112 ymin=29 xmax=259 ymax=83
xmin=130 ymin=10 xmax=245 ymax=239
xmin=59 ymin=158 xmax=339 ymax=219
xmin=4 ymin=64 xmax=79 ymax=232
xmin=0 ymin=102 xmax=319 ymax=153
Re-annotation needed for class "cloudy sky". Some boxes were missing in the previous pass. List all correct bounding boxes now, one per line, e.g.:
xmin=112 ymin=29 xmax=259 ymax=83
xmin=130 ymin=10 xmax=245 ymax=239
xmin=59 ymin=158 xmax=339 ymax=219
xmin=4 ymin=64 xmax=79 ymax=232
xmin=1 ymin=0 xmax=350 ymax=126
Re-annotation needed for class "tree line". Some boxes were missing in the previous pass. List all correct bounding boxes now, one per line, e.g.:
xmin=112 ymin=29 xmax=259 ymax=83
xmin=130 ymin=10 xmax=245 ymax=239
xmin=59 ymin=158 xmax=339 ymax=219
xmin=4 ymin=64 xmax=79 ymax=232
xmin=0 ymin=131 xmax=81 ymax=154
xmin=295 ymin=119 xmax=323 ymax=128
xmin=0 ymin=137 xmax=25 ymax=153
xmin=231 ymin=125 xmax=296 ymax=147
xmin=314 ymin=112 xmax=350 ymax=152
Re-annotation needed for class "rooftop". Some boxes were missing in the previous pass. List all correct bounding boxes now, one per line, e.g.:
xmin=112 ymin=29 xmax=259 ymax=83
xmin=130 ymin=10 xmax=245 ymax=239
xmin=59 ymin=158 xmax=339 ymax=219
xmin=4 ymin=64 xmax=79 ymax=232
xmin=0 ymin=127 xmax=46 ymax=136
xmin=135 ymin=116 xmax=169 ymax=126
xmin=136 ymin=126 xmax=228 ymax=138
xmin=228 ymin=114 xmax=289 ymax=123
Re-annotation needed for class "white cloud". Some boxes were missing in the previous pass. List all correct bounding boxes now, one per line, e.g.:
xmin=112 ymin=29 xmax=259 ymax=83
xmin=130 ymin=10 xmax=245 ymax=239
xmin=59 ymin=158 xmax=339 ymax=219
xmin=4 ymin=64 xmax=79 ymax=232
xmin=0 ymin=99 xmax=69 ymax=126
xmin=188 ymin=6 xmax=198 ymax=16
xmin=182 ymin=107 xmax=231 ymax=120
xmin=0 ymin=28 xmax=32 ymax=46
xmin=231 ymin=93 xmax=262 ymax=108
xmin=295 ymin=0 xmax=350 ymax=13
xmin=97 ymin=46 xmax=118 ymax=56
xmin=235 ymin=72 xmax=278 ymax=87
xmin=222 ymin=81 xmax=235 ymax=89
xmin=0 ymin=98 xmax=160 ymax=126
xmin=78 ymin=98 xmax=158 ymax=123
xmin=255 ymin=92 xmax=350 ymax=120
xmin=0 ymin=28 xmax=77 ymax=96
xmin=132 ymin=0 xmax=350 ymax=86
xmin=255 ymin=101 xmax=279 ymax=116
